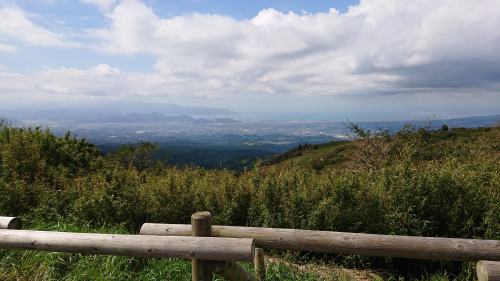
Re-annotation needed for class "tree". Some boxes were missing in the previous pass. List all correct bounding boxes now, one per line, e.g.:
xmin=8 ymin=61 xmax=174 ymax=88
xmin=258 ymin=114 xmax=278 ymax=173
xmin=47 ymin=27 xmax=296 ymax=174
xmin=107 ymin=141 xmax=168 ymax=172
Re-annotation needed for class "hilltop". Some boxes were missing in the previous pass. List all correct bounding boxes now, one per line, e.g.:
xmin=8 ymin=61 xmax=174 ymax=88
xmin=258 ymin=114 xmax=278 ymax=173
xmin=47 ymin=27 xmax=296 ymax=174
xmin=261 ymin=124 xmax=499 ymax=172
xmin=217 ymin=121 xmax=500 ymax=173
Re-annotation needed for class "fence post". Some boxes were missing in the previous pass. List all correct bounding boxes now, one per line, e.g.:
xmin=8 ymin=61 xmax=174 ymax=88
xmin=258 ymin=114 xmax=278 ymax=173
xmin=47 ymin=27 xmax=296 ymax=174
xmin=254 ymin=248 xmax=266 ymax=280
xmin=192 ymin=211 xmax=212 ymax=281
xmin=206 ymin=260 xmax=260 ymax=281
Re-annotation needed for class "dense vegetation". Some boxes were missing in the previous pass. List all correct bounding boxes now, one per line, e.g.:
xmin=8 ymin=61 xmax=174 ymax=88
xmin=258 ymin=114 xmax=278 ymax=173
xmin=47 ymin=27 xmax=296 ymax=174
xmin=97 ymin=142 xmax=277 ymax=171
xmin=0 ymin=118 xmax=499 ymax=280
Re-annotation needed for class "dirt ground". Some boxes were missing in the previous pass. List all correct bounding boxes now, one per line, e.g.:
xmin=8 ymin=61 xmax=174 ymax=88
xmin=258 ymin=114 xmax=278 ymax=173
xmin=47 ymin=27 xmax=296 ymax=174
xmin=266 ymin=257 xmax=384 ymax=280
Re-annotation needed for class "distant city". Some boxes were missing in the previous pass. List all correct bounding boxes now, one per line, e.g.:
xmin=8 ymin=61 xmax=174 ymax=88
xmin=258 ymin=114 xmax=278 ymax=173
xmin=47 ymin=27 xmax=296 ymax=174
xmin=1 ymin=105 xmax=498 ymax=169
xmin=3 ymin=108 xmax=498 ymax=147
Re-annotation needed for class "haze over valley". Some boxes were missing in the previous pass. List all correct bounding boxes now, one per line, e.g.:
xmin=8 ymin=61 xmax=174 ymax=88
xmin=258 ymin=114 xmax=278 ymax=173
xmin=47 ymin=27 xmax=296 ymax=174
xmin=5 ymin=106 xmax=498 ymax=169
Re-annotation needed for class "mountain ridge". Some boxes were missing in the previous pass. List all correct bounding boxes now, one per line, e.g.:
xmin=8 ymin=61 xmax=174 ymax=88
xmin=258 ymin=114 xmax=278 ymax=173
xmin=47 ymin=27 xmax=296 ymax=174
xmin=13 ymin=102 xmax=237 ymax=121
xmin=88 ymin=112 xmax=195 ymax=123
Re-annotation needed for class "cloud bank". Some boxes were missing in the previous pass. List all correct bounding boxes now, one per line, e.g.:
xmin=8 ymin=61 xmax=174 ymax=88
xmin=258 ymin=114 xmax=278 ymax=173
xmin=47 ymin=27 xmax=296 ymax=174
xmin=1 ymin=0 xmax=499 ymax=114
xmin=0 ymin=4 xmax=80 ymax=47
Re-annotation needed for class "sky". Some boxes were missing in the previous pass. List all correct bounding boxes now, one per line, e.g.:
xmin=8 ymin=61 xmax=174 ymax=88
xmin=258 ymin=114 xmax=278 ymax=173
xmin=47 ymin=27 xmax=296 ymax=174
xmin=0 ymin=0 xmax=499 ymax=119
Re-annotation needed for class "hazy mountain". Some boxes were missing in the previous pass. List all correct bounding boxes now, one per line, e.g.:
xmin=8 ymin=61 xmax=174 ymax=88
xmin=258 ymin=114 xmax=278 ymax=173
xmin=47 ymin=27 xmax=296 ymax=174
xmin=9 ymin=102 xmax=237 ymax=122
xmin=193 ymin=118 xmax=211 ymax=124
xmin=85 ymin=101 xmax=237 ymax=116
xmin=88 ymin=112 xmax=195 ymax=123
xmin=215 ymin=118 xmax=239 ymax=123
xmin=84 ymin=113 xmax=241 ymax=124
xmin=353 ymin=114 xmax=500 ymax=132
xmin=438 ymin=114 xmax=500 ymax=128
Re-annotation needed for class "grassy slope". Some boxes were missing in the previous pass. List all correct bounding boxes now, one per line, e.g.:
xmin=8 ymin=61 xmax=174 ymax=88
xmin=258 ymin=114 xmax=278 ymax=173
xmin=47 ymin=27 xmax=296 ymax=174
xmin=204 ymin=153 xmax=278 ymax=171
xmin=262 ymin=140 xmax=351 ymax=172
xmin=262 ymin=126 xmax=497 ymax=172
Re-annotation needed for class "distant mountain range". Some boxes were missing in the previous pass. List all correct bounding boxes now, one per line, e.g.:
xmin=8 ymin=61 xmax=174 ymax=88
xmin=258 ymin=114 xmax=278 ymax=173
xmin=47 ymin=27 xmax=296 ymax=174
xmin=3 ymin=102 xmax=237 ymax=122
xmin=101 ymin=101 xmax=237 ymax=116
xmin=82 ymin=112 xmax=238 ymax=124
xmin=31 ymin=109 xmax=118 ymax=122
xmin=88 ymin=112 xmax=195 ymax=123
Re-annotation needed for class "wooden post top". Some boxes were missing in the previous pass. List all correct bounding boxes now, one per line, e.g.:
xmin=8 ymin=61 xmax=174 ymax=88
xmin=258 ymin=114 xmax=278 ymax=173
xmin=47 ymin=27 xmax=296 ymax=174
xmin=191 ymin=211 xmax=212 ymax=220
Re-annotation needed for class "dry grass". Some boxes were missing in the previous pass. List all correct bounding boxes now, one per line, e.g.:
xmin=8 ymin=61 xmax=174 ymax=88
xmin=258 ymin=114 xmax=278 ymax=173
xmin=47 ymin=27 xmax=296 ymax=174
xmin=266 ymin=257 xmax=383 ymax=281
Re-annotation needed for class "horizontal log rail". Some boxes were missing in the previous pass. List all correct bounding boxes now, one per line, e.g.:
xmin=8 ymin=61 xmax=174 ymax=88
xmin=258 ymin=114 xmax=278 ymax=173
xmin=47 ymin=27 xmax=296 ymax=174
xmin=141 ymin=223 xmax=500 ymax=262
xmin=0 ymin=217 xmax=22 ymax=229
xmin=2 ymin=216 xmax=500 ymax=280
xmin=0 ymin=229 xmax=255 ymax=262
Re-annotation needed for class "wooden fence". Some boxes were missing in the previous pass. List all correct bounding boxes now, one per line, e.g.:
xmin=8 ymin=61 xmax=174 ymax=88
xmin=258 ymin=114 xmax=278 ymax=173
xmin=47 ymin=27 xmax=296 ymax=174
xmin=140 ymin=223 xmax=500 ymax=262
xmin=1 ymin=214 xmax=499 ymax=281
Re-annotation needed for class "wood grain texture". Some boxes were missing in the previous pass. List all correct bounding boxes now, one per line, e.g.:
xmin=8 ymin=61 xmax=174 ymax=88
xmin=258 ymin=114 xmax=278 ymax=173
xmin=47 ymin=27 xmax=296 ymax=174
xmin=0 ymin=217 xmax=22 ymax=229
xmin=254 ymin=248 xmax=265 ymax=280
xmin=206 ymin=261 xmax=260 ymax=281
xmin=0 ymin=230 xmax=254 ymax=261
xmin=192 ymin=211 xmax=213 ymax=281
xmin=141 ymin=223 xmax=500 ymax=262
xmin=477 ymin=261 xmax=500 ymax=281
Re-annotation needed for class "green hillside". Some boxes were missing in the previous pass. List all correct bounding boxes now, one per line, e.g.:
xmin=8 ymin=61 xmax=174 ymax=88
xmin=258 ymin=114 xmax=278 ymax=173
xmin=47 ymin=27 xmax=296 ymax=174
xmin=1 ymin=118 xmax=499 ymax=280
xmin=263 ymin=122 xmax=499 ymax=173
xmin=97 ymin=143 xmax=279 ymax=169
xmin=204 ymin=153 xmax=278 ymax=171
xmin=263 ymin=140 xmax=351 ymax=171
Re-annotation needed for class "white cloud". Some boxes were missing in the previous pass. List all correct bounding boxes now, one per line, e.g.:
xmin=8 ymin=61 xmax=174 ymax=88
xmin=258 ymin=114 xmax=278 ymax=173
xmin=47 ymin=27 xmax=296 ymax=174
xmin=81 ymin=0 xmax=499 ymax=101
xmin=0 ymin=43 xmax=18 ymax=52
xmin=0 ymin=4 xmax=80 ymax=47
xmin=2 ymin=64 xmax=160 ymax=101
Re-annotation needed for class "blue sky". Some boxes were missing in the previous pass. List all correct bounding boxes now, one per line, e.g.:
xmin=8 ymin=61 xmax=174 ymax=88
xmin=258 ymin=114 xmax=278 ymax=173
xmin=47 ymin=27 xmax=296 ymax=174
xmin=1 ymin=0 xmax=499 ymax=119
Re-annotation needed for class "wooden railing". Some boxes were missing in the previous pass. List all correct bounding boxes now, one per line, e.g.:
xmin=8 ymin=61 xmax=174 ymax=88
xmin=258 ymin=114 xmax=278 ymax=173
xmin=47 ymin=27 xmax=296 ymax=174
xmin=140 ymin=223 xmax=500 ymax=262
xmin=0 ymin=215 xmax=258 ymax=281
xmin=1 ymin=214 xmax=500 ymax=281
